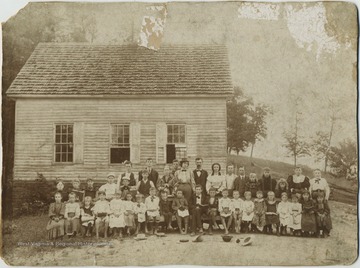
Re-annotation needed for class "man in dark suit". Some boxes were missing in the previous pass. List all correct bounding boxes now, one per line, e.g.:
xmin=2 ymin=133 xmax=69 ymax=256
xmin=233 ymin=166 xmax=248 ymax=197
xmin=138 ymin=158 xmax=159 ymax=186
xmin=190 ymin=184 xmax=207 ymax=236
xmin=192 ymin=157 xmax=208 ymax=194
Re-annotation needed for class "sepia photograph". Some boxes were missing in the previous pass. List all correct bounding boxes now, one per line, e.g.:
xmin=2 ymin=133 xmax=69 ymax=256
xmin=1 ymin=0 xmax=358 ymax=266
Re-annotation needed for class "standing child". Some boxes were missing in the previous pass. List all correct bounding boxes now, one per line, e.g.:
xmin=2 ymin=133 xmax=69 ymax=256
xmin=120 ymin=177 xmax=132 ymax=200
xmin=277 ymin=192 xmax=291 ymax=236
xmin=252 ymin=190 xmax=267 ymax=233
xmin=301 ymin=190 xmax=317 ymax=237
xmin=137 ymin=169 xmax=155 ymax=198
xmin=159 ymin=190 xmax=174 ymax=232
xmin=84 ymin=178 xmax=97 ymax=201
xmin=80 ymin=196 xmax=95 ymax=237
xmin=245 ymin=173 xmax=262 ymax=198
xmin=230 ymin=190 xmax=244 ymax=234
xmin=92 ymin=191 xmax=110 ymax=239
xmin=289 ymin=194 xmax=302 ymax=236
xmin=134 ymin=194 xmax=147 ymax=234
xmin=145 ymin=187 xmax=160 ymax=235
xmin=47 ymin=192 xmax=66 ymax=240
xmin=314 ymin=192 xmax=332 ymax=238
xmin=190 ymin=185 xmax=206 ymax=236
xmin=118 ymin=160 xmax=137 ymax=187
xmin=309 ymin=169 xmax=330 ymax=201
xmin=206 ymin=187 xmax=219 ymax=234
xmin=98 ymin=173 xmax=118 ymax=201
xmin=123 ymin=193 xmax=136 ymax=236
xmin=264 ymin=191 xmax=279 ymax=235
xmin=51 ymin=179 xmax=67 ymax=202
xmin=172 ymin=189 xmax=189 ymax=235
xmin=64 ymin=192 xmax=81 ymax=237
xmin=68 ymin=178 xmax=84 ymax=203
xmin=219 ymin=189 xmax=233 ymax=235
xmin=275 ymin=178 xmax=289 ymax=199
xmin=242 ymin=191 xmax=254 ymax=233
xmin=109 ymin=191 xmax=125 ymax=238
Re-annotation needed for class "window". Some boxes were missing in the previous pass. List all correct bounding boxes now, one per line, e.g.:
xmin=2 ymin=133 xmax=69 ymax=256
xmin=110 ymin=124 xmax=130 ymax=164
xmin=166 ymin=124 xmax=186 ymax=163
xmin=55 ymin=124 xmax=73 ymax=163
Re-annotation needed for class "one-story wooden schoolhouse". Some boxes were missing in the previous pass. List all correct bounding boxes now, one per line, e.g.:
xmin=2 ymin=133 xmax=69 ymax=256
xmin=7 ymin=43 xmax=233 ymax=207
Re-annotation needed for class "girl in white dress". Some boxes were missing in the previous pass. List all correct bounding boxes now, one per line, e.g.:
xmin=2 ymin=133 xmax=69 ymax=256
xmin=277 ymin=192 xmax=291 ymax=236
xmin=242 ymin=191 xmax=254 ymax=233
xmin=123 ymin=192 xmax=136 ymax=236
xmin=206 ymin=163 xmax=226 ymax=196
xmin=109 ymin=191 xmax=125 ymax=238
xmin=230 ymin=190 xmax=244 ymax=233
xmin=289 ymin=194 xmax=302 ymax=236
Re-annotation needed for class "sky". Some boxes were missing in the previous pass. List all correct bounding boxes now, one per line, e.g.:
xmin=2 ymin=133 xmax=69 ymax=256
xmin=1 ymin=0 xmax=358 ymax=169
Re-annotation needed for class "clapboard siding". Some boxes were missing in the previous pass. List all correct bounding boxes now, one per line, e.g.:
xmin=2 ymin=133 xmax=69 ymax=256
xmin=14 ymin=98 xmax=227 ymax=181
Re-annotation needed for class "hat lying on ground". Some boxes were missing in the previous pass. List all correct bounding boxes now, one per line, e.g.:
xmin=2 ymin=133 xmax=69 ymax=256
xmin=192 ymin=234 xmax=203 ymax=243
xmin=240 ymin=236 xmax=253 ymax=246
xmin=134 ymin=234 xmax=147 ymax=241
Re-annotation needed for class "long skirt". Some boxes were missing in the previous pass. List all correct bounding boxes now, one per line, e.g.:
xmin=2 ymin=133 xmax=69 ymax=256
xmin=316 ymin=214 xmax=332 ymax=231
xmin=265 ymin=214 xmax=279 ymax=225
xmin=177 ymin=183 xmax=193 ymax=203
xmin=279 ymin=214 xmax=290 ymax=226
xmin=124 ymin=213 xmax=135 ymax=227
xmin=47 ymin=219 xmax=65 ymax=239
xmin=301 ymin=212 xmax=317 ymax=232
xmin=288 ymin=214 xmax=302 ymax=230
xmin=109 ymin=214 xmax=125 ymax=228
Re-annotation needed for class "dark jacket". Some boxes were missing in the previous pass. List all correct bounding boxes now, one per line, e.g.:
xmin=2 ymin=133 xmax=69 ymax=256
xmin=139 ymin=169 xmax=159 ymax=186
xmin=261 ymin=175 xmax=277 ymax=197
xmin=120 ymin=173 xmax=136 ymax=186
xmin=190 ymin=193 xmax=207 ymax=211
xmin=192 ymin=169 xmax=208 ymax=193
xmin=233 ymin=175 xmax=248 ymax=197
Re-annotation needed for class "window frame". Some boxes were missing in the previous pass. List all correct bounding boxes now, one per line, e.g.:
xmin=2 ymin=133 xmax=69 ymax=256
xmin=166 ymin=123 xmax=187 ymax=163
xmin=53 ymin=123 xmax=74 ymax=164
xmin=109 ymin=123 xmax=131 ymax=165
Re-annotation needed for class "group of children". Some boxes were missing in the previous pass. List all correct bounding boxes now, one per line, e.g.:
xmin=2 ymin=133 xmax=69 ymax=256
xmin=47 ymin=169 xmax=332 ymax=240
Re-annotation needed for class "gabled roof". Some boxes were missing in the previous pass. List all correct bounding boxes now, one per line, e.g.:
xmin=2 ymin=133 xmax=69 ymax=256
xmin=6 ymin=43 xmax=233 ymax=97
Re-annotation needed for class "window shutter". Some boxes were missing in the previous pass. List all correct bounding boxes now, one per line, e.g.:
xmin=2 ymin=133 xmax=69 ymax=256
xmin=130 ymin=122 xmax=141 ymax=163
xmin=74 ymin=122 xmax=84 ymax=164
xmin=156 ymin=123 xmax=167 ymax=164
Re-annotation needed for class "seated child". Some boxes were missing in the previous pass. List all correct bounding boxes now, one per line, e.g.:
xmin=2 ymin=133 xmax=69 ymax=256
xmin=145 ymin=187 xmax=160 ymax=235
xmin=218 ymin=189 xmax=233 ymax=235
xmin=123 ymin=193 xmax=136 ymax=236
xmin=64 ymin=192 xmax=81 ymax=237
xmin=289 ymin=194 xmax=302 ymax=236
xmin=252 ymin=190 xmax=266 ymax=233
xmin=264 ymin=191 xmax=279 ymax=235
xmin=84 ymin=178 xmax=97 ymax=201
xmin=277 ymin=192 xmax=291 ymax=236
xmin=314 ymin=192 xmax=332 ymax=238
xmin=136 ymin=169 xmax=155 ymax=198
xmin=275 ymin=178 xmax=289 ymax=199
xmin=301 ymin=190 xmax=317 ymax=237
xmin=92 ymin=191 xmax=110 ymax=239
xmin=172 ymin=189 xmax=189 ymax=235
xmin=309 ymin=169 xmax=330 ymax=201
xmin=242 ymin=191 xmax=254 ymax=233
xmin=206 ymin=187 xmax=219 ymax=234
xmin=134 ymin=194 xmax=147 ymax=234
xmin=98 ymin=173 xmax=118 ymax=201
xmin=80 ymin=196 xmax=95 ymax=237
xmin=68 ymin=178 xmax=84 ymax=203
xmin=190 ymin=185 xmax=207 ymax=236
xmin=46 ymin=192 xmax=66 ymax=240
xmin=157 ymin=165 xmax=175 ymax=195
xmin=245 ymin=173 xmax=262 ymax=198
xmin=230 ymin=190 xmax=244 ymax=233
xmin=159 ymin=190 xmax=174 ymax=232
xmin=109 ymin=191 xmax=126 ymax=238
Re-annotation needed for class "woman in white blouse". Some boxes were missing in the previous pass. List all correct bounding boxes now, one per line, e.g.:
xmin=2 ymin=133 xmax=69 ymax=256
xmin=206 ymin=163 xmax=226 ymax=196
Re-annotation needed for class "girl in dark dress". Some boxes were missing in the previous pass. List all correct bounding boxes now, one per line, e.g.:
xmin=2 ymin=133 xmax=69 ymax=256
xmin=287 ymin=167 xmax=310 ymax=198
xmin=314 ymin=192 xmax=332 ymax=238
xmin=264 ymin=191 xmax=279 ymax=235
xmin=301 ymin=190 xmax=317 ymax=237
xmin=275 ymin=178 xmax=289 ymax=199
xmin=245 ymin=173 xmax=262 ymax=198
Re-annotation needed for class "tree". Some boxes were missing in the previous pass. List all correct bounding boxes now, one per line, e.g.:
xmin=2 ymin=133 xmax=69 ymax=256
xmin=247 ymin=103 xmax=271 ymax=159
xmin=282 ymin=96 xmax=310 ymax=166
xmin=227 ymin=87 xmax=270 ymax=155
xmin=328 ymin=139 xmax=357 ymax=176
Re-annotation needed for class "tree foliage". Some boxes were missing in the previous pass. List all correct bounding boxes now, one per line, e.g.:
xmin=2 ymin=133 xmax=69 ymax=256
xmin=328 ymin=139 xmax=357 ymax=176
xmin=227 ymin=87 xmax=270 ymax=154
xmin=282 ymin=130 xmax=311 ymax=166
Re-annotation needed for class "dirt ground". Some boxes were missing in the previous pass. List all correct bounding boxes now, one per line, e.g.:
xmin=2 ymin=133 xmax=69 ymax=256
xmin=2 ymin=201 xmax=358 ymax=266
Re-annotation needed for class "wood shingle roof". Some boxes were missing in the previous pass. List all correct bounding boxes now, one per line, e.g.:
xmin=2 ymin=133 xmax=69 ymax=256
xmin=7 ymin=43 xmax=233 ymax=97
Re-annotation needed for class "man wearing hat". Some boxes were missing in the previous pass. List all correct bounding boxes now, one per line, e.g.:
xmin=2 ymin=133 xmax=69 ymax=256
xmin=98 ymin=173 xmax=118 ymax=200
xmin=138 ymin=158 xmax=159 ymax=186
